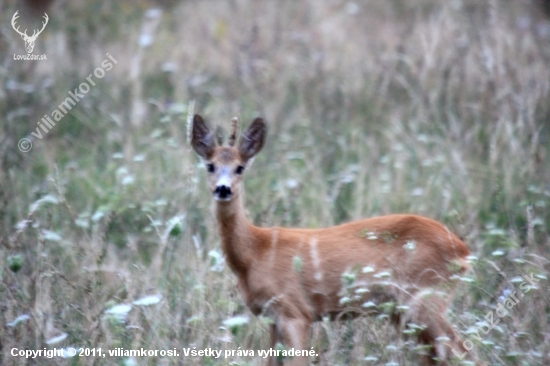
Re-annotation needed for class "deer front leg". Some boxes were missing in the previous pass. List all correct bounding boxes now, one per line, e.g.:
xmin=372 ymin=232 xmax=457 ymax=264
xmin=268 ymin=324 xmax=283 ymax=366
xmin=267 ymin=316 xmax=311 ymax=366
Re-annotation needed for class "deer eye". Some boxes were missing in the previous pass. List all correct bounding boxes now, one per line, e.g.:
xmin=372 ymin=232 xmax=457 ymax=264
xmin=206 ymin=163 xmax=215 ymax=173
xmin=235 ymin=166 xmax=245 ymax=175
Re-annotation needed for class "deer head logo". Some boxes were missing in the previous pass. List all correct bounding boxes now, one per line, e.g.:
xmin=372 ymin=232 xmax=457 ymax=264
xmin=11 ymin=11 xmax=49 ymax=54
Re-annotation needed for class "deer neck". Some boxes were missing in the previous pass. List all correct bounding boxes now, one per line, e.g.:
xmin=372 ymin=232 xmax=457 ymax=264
xmin=215 ymin=191 xmax=255 ymax=277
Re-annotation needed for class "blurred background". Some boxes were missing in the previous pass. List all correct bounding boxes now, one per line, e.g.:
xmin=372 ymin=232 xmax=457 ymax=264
xmin=1 ymin=0 xmax=549 ymax=364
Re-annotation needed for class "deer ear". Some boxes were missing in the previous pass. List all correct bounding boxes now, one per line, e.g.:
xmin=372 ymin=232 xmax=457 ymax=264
xmin=191 ymin=114 xmax=216 ymax=159
xmin=239 ymin=118 xmax=266 ymax=161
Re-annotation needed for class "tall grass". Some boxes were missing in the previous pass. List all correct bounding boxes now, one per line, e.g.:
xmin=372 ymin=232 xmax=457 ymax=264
xmin=1 ymin=0 xmax=549 ymax=365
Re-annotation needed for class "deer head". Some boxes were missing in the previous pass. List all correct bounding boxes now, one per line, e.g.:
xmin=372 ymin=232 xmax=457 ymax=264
xmin=191 ymin=114 xmax=266 ymax=202
xmin=11 ymin=11 xmax=49 ymax=54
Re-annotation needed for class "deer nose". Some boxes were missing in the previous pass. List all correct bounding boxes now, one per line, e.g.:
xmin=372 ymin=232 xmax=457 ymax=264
xmin=214 ymin=185 xmax=232 ymax=200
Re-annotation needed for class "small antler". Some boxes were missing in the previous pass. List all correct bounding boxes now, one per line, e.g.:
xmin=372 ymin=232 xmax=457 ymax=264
xmin=228 ymin=117 xmax=239 ymax=147
xmin=215 ymin=125 xmax=225 ymax=146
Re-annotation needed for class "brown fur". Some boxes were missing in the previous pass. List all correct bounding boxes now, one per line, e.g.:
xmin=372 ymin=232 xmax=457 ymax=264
xmin=192 ymin=115 xmax=473 ymax=366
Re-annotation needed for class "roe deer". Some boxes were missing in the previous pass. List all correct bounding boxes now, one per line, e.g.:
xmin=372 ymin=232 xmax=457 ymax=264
xmin=191 ymin=114 xmax=472 ymax=365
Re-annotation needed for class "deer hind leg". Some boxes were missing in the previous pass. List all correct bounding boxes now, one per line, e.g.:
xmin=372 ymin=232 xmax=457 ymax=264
xmin=267 ymin=316 xmax=311 ymax=366
xmin=401 ymin=291 xmax=467 ymax=366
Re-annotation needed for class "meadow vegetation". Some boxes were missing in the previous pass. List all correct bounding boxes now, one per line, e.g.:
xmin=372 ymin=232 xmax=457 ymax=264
xmin=1 ymin=0 xmax=549 ymax=364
